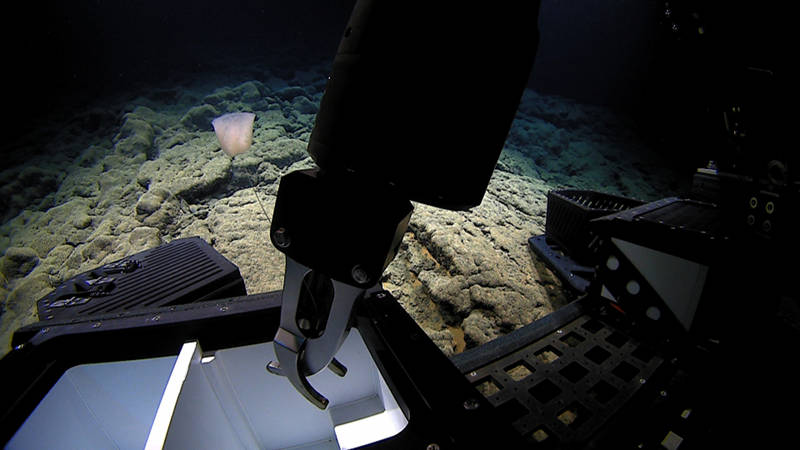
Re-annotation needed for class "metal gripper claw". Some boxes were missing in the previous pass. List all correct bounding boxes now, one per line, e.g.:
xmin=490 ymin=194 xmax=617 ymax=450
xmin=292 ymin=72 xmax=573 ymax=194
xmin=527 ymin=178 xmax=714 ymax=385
xmin=267 ymin=257 xmax=372 ymax=409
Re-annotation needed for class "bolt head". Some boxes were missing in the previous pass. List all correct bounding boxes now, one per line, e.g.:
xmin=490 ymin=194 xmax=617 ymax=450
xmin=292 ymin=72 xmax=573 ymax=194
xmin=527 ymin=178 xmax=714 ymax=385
xmin=273 ymin=228 xmax=291 ymax=248
xmin=463 ymin=398 xmax=480 ymax=410
xmin=351 ymin=265 xmax=370 ymax=284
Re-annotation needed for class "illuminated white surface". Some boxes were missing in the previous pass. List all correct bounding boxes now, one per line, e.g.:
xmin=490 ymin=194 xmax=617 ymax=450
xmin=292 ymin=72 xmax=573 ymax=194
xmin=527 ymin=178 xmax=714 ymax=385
xmin=334 ymin=373 xmax=408 ymax=450
xmin=8 ymin=355 xmax=176 ymax=450
xmin=335 ymin=410 xmax=408 ymax=449
xmin=10 ymin=330 xmax=406 ymax=449
xmin=145 ymin=341 xmax=198 ymax=450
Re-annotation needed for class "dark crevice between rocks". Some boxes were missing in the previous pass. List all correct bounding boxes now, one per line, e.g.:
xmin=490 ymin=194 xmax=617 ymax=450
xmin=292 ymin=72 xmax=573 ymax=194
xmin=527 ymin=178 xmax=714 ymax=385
xmin=408 ymin=225 xmax=459 ymax=278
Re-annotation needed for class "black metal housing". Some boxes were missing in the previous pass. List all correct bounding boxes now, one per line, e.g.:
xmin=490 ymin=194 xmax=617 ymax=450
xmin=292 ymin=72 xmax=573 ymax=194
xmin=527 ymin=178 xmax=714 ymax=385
xmin=270 ymin=169 xmax=412 ymax=287
xmin=0 ymin=293 xmax=283 ymax=446
xmin=307 ymin=1 xmax=541 ymax=210
xmin=0 ymin=287 xmax=529 ymax=449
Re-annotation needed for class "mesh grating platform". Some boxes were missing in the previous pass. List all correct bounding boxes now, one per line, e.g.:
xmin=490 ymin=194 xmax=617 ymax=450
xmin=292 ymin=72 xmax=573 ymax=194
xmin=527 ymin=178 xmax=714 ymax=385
xmin=465 ymin=314 xmax=663 ymax=447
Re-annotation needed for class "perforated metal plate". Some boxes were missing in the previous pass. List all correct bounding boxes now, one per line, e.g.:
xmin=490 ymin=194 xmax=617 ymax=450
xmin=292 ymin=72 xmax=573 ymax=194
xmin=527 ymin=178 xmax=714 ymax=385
xmin=464 ymin=314 xmax=663 ymax=447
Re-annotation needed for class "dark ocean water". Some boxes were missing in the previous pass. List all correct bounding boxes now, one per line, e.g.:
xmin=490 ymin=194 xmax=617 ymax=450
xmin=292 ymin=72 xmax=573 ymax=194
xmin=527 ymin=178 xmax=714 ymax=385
xmin=0 ymin=1 xmax=708 ymax=353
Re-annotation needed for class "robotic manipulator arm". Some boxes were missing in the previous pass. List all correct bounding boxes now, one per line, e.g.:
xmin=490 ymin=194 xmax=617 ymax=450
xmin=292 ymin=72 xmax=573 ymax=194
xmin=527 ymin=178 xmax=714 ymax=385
xmin=265 ymin=0 xmax=541 ymax=408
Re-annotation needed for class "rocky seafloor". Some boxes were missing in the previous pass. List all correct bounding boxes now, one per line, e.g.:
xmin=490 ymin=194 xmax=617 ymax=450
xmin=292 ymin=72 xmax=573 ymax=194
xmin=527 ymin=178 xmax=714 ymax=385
xmin=0 ymin=58 xmax=685 ymax=357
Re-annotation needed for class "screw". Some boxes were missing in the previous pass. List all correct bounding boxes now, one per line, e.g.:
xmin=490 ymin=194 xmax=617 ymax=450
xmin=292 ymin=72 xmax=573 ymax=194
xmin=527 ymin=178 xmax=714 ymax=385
xmin=376 ymin=291 xmax=387 ymax=299
xmin=639 ymin=378 xmax=647 ymax=384
xmin=151 ymin=315 xmax=160 ymax=322
xmin=469 ymin=371 xmax=477 ymax=377
xmin=92 ymin=322 xmax=102 ymax=328
xmin=273 ymin=227 xmax=291 ymax=248
xmin=660 ymin=390 xmax=668 ymax=397
xmin=427 ymin=444 xmax=440 ymax=450
xmin=40 ymin=328 xmax=50 ymax=334
xmin=218 ymin=305 xmax=229 ymax=312
xmin=351 ymin=265 xmax=370 ymax=284
xmin=463 ymin=398 xmax=480 ymax=410
xmin=13 ymin=344 xmax=24 ymax=351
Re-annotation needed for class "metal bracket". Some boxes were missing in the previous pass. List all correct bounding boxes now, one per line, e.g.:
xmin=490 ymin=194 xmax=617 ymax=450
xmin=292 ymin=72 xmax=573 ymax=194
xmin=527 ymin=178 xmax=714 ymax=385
xmin=267 ymin=257 xmax=375 ymax=409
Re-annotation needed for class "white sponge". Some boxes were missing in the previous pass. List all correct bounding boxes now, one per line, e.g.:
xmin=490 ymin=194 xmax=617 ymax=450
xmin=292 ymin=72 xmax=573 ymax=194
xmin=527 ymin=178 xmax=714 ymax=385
xmin=212 ymin=112 xmax=256 ymax=157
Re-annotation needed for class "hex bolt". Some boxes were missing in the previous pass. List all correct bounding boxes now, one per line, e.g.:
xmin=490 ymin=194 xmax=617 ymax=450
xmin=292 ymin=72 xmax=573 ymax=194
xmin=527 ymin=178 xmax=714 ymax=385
xmin=351 ymin=265 xmax=370 ymax=284
xmin=273 ymin=227 xmax=291 ymax=249
xmin=463 ymin=398 xmax=480 ymax=410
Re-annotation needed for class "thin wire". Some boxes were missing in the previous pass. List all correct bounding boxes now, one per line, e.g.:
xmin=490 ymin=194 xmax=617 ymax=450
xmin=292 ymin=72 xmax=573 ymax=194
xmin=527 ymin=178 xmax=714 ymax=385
xmin=248 ymin=164 xmax=272 ymax=224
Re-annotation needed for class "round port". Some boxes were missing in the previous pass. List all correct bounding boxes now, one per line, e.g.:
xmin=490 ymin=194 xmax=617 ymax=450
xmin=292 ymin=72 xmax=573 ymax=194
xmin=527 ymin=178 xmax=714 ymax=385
xmin=626 ymin=280 xmax=641 ymax=295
